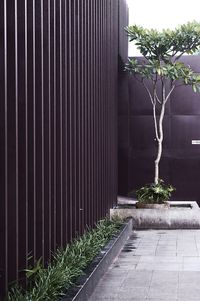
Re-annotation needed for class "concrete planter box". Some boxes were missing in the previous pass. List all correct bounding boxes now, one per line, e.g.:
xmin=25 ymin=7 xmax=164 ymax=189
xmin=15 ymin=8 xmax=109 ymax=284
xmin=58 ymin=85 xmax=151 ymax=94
xmin=111 ymin=198 xmax=200 ymax=229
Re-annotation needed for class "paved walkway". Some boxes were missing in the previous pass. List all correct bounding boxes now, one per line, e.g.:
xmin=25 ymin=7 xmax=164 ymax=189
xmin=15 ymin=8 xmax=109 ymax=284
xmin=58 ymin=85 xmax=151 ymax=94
xmin=89 ymin=230 xmax=200 ymax=301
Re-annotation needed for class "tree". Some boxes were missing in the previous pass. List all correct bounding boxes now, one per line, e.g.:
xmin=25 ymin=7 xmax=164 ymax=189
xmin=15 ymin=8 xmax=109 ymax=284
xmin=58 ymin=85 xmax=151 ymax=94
xmin=125 ymin=21 xmax=200 ymax=185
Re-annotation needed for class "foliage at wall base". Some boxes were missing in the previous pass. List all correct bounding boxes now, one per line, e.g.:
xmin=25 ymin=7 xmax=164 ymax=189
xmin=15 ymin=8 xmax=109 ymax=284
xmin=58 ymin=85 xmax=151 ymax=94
xmin=7 ymin=218 xmax=122 ymax=301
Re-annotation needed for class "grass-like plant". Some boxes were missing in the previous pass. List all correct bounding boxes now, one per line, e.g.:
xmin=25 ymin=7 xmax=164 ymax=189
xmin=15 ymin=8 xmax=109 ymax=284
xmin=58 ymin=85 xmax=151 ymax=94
xmin=7 ymin=218 xmax=122 ymax=301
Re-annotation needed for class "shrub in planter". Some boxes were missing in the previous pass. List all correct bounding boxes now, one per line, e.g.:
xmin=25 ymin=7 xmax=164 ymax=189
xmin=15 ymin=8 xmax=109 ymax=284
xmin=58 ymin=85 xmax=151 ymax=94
xmin=136 ymin=179 xmax=175 ymax=208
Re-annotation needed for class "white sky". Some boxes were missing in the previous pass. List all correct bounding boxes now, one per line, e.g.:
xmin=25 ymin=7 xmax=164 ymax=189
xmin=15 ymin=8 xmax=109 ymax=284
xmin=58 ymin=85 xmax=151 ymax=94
xmin=127 ymin=0 xmax=200 ymax=56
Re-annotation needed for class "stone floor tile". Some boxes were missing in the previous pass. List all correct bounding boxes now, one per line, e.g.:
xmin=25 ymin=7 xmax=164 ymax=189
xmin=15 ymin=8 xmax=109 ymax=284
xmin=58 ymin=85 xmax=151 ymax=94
xmin=121 ymin=276 xmax=151 ymax=288
xmin=183 ymin=256 xmax=200 ymax=262
xmin=113 ymin=263 xmax=137 ymax=270
xmin=136 ymin=262 xmax=181 ymax=271
xmin=134 ymin=251 xmax=156 ymax=256
xmin=117 ymin=287 xmax=149 ymax=299
xmin=178 ymin=271 xmax=200 ymax=284
xmin=178 ymin=297 xmax=200 ymax=301
xmin=178 ymin=288 xmax=200 ymax=299
xmin=148 ymin=286 xmax=178 ymax=298
xmin=88 ymin=230 xmax=200 ymax=301
xmin=135 ymin=263 xmax=154 ymax=270
xmin=117 ymin=255 xmax=141 ymax=263
xmin=151 ymin=273 xmax=178 ymax=284
xmin=183 ymin=263 xmax=200 ymax=271
xmin=146 ymin=299 xmax=177 ymax=301
xmin=179 ymin=282 xmax=200 ymax=290
xmin=107 ymin=267 xmax=129 ymax=275
xmin=156 ymin=250 xmax=177 ymax=255
xmin=90 ymin=286 xmax=119 ymax=299
xmin=89 ymin=294 xmax=118 ymax=300
xmin=153 ymin=262 xmax=182 ymax=271
xmin=158 ymin=241 xmax=177 ymax=245
xmin=150 ymin=270 xmax=179 ymax=284
xmin=140 ymin=255 xmax=182 ymax=263
xmin=126 ymin=269 xmax=153 ymax=278
xmin=150 ymin=282 xmax=177 ymax=290
xmin=97 ymin=278 xmax=124 ymax=287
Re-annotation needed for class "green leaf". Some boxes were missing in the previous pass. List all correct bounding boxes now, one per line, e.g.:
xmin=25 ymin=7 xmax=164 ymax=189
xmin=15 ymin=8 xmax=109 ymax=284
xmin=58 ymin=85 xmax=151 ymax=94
xmin=193 ymin=84 xmax=197 ymax=92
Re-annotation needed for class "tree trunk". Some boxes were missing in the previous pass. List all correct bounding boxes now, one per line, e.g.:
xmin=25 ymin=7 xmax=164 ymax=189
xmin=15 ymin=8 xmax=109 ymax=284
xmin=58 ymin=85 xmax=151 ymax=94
xmin=154 ymin=140 xmax=162 ymax=184
xmin=154 ymin=102 xmax=165 ymax=185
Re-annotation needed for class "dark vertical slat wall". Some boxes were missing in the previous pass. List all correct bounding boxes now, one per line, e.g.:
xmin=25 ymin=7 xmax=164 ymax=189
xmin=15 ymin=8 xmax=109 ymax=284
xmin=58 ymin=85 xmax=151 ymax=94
xmin=0 ymin=0 xmax=128 ymax=296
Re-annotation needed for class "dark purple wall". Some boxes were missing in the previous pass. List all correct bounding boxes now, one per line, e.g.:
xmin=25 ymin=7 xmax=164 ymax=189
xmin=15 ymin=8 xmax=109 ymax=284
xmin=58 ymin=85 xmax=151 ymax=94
xmin=118 ymin=56 xmax=200 ymax=202
xmin=0 ymin=0 xmax=128 ymax=297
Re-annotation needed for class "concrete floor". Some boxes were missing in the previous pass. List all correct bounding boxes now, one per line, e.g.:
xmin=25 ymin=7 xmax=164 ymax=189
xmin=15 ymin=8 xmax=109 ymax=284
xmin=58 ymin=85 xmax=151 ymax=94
xmin=89 ymin=230 xmax=200 ymax=301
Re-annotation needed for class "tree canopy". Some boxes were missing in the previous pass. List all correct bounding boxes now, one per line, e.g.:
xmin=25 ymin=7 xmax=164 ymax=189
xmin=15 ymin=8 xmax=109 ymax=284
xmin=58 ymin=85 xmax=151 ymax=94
xmin=126 ymin=21 xmax=200 ymax=92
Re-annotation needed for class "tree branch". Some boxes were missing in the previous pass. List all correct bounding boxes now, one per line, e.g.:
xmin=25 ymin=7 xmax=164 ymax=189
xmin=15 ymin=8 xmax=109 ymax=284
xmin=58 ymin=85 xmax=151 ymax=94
xmin=153 ymin=104 xmax=159 ymax=141
xmin=142 ymin=79 xmax=154 ymax=105
xmin=155 ymin=91 xmax=162 ymax=104
xmin=165 ymin=84 xmax=175 ymax=102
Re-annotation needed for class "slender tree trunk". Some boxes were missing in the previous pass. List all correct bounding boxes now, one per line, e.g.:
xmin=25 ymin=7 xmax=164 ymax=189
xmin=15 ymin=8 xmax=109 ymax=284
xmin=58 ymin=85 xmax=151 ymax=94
xmin=143 ymin=80 xmax=173 ymax=185
xmin=154 ymin=102 xmax=165 ymax=184
xmin=154 ymin=140 xmax=162 ymax=184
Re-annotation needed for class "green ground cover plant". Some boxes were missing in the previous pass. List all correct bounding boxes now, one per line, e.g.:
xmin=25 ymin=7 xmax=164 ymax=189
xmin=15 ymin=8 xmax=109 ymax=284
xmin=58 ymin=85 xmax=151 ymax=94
xmin=7 ymin=218 xmax=122 ymax=301
xmin=136 ymin=179 xmax=174 ymax=204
